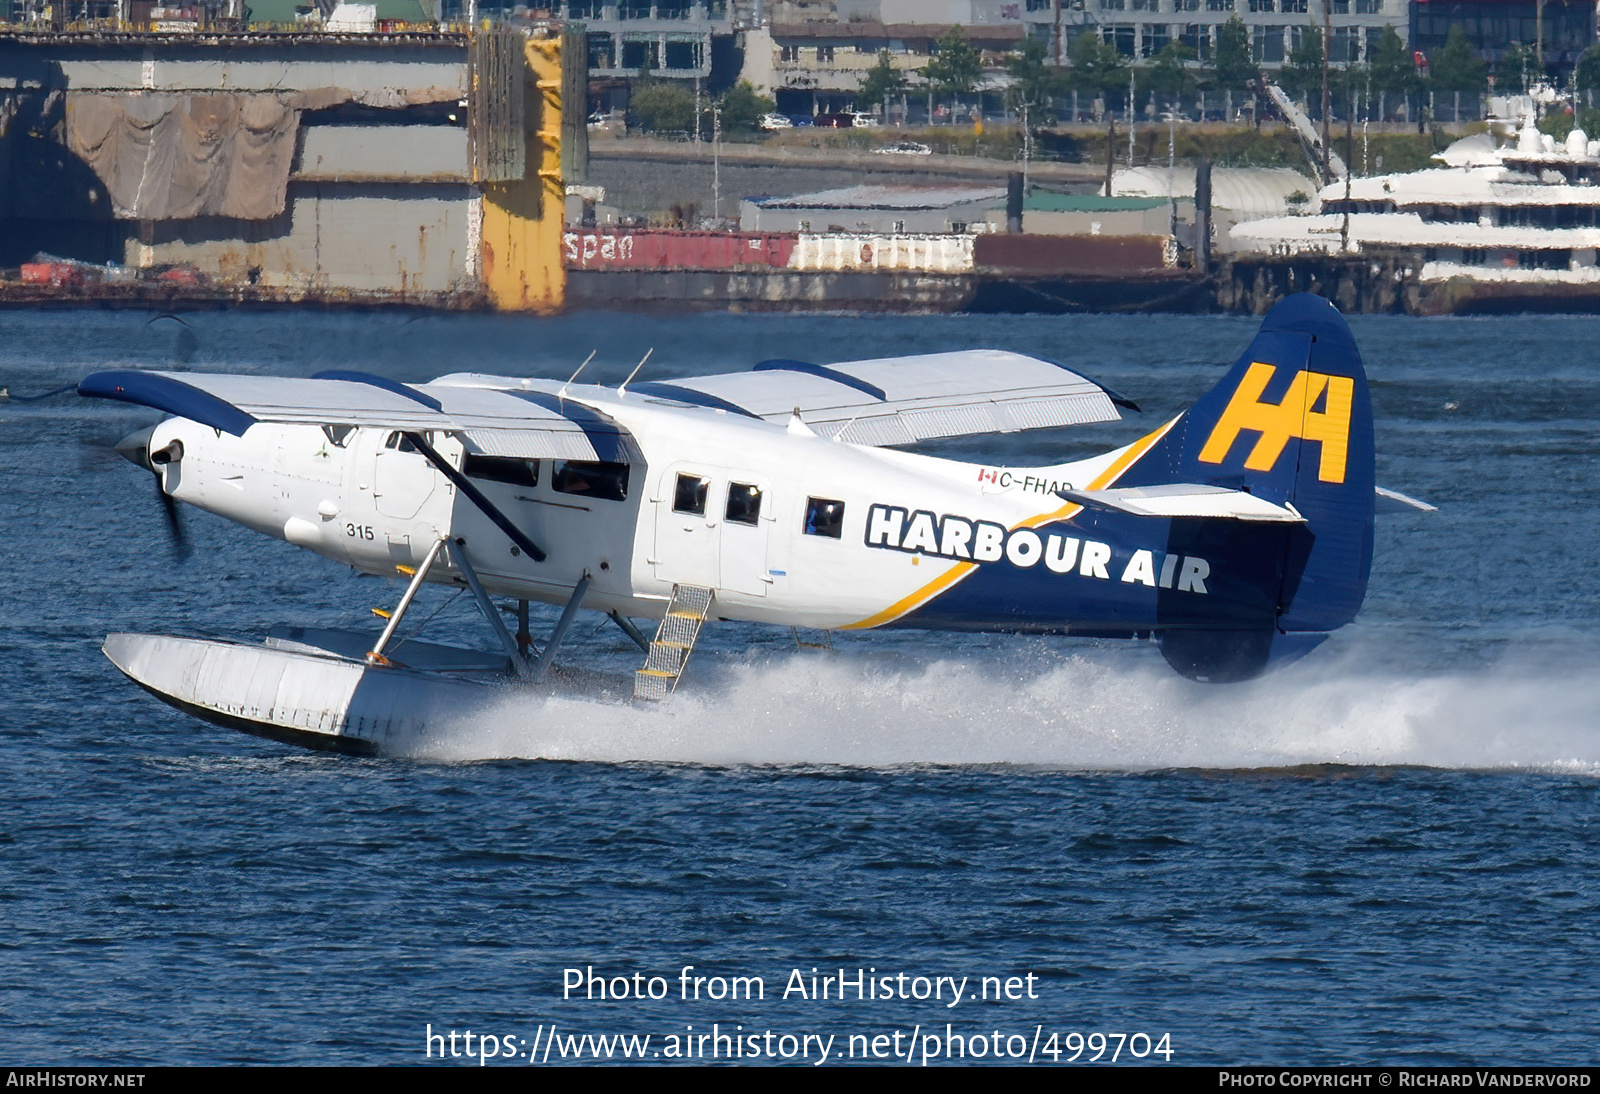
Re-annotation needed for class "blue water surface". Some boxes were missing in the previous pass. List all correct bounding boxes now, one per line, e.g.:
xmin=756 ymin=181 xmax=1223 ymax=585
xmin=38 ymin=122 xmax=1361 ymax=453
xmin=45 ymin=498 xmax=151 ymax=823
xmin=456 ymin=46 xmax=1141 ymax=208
xmin=2 ymin=309 xmax=1598 ymax=1065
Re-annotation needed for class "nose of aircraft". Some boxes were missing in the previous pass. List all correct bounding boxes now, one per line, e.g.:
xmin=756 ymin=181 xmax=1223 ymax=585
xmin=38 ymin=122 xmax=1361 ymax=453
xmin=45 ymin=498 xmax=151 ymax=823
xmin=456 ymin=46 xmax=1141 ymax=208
xmin=116 ymin=425 xmax=156 ymax=471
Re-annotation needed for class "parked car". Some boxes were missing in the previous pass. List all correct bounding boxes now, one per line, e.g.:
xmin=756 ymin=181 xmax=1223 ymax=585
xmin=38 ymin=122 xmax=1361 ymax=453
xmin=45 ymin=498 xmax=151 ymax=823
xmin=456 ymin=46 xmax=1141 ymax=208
xmin=787 ymin=115 xmax=813 ymax=127
xmin=850 ymin=112 xmax=882 ymax=127
xmin=759 ymin=113 xmax=793 ymax=130
xmin=813 ymin=113 xmax=854 ymax=128
xmin=874 ymin=140 xmax=932 ymax=156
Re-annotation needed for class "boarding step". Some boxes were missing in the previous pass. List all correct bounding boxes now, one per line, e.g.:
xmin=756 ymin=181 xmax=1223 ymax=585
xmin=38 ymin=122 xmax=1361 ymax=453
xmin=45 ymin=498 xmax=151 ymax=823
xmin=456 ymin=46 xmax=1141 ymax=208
xmin=633 ymin=584 xmax=713 ymax=702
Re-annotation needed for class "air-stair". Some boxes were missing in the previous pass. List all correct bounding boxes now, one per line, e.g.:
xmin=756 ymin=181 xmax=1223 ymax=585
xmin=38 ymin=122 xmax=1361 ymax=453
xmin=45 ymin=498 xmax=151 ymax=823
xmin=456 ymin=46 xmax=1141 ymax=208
xmin=633 ymin=584 xmax=713 ymax=701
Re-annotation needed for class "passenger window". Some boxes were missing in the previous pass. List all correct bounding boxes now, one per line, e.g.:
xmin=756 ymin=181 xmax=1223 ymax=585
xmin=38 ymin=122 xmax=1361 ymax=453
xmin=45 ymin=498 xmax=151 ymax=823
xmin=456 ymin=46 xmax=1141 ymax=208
xmin=322 ymin=424 xmax=354 ymax=448
xmin=552 ymin=460 xmax=629 ymax=501
xmin=804 ymin=497 xmax=845 ymax=539
xmin=674 ymin=473 xmax=708 ymax=515
xmin=463 ymin=454 xmax=539 ymax=488
xmin=726 ymin=483 xmax=762 ymax=525
xmin=384 ymin=431 xmax=419 ymax=453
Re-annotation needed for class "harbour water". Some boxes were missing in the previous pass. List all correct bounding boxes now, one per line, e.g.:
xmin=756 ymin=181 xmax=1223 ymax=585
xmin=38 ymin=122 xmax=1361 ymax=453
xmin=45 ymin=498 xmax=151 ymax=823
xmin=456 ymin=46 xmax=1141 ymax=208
xmin=3 ymin=308 xmax=1599 ymax=1065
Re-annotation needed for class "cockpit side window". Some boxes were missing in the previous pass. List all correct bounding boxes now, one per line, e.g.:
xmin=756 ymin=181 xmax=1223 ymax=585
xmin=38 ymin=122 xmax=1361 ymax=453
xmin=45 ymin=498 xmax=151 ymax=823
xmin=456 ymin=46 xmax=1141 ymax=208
xmin=463 ymin=454 xmax=539 ymax=488
xmin=552 ymin=460 xmax=629 ymax=501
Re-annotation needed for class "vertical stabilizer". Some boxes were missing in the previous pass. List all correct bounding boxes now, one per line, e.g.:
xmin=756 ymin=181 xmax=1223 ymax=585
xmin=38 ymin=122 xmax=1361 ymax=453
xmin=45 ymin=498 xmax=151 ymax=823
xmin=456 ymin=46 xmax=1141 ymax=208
xmin=1118 ymin=294 xmax=1375 ymax=634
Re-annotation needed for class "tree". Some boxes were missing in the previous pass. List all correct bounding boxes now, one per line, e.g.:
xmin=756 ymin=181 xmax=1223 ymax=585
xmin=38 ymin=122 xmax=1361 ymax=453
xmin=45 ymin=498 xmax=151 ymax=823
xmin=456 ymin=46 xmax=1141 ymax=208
xmin=1144 ymin=41 xmax=1197 ymax=101
xmin=718 ymin=80 xmax=774 ymax=132
xmin=923 ymin=25 xmax=982 ymax=98
xmin=629 ymin=81 xmax=697 ymax=134
xmin=1367 ymin=25 xmax=1420 ymax=98
xmin=1006 ymin=37 xmax=1062 ymax=114
xmin=1278 ymin=24 xmax=1324 ymax=100
xmin=1213 ymin=16 xmax=1258 ymax=93
xmin=857 ymin=50 xmax=908 ymax=115
xmin=1496 ymin=42 xmax=1537 ymax=93
xmin=1574 ymin=43 xmax=1600 ymax=93
xmin=1065 ymin=30 xmax=1126 ymax=99
xmin=1429 ymin=24 xmax=1487 ymax=95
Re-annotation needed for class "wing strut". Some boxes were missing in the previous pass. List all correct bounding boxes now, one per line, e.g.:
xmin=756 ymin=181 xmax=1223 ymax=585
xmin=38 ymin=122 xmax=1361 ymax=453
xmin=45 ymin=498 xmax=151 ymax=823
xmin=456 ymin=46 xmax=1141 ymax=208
xmin=403 ymin=431 xmax=547 ymax=563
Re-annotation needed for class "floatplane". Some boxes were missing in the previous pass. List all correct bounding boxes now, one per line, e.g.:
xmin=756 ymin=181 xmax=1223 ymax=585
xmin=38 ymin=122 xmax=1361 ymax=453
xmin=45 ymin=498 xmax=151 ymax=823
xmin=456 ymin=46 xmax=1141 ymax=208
xmin=80 ymin=294 xmax=1427 ymax=754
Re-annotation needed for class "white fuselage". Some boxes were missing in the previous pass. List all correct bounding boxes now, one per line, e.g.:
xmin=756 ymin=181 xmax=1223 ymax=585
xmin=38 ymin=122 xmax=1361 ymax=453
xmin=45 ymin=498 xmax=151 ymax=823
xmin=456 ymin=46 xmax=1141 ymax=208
xmin=143 ymin=381 xmax=1153 ymax=631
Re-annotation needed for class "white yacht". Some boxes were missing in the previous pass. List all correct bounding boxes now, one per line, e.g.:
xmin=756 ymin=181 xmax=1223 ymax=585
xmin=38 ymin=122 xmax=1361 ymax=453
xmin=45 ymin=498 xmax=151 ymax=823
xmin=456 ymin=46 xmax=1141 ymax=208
xmin=1231 ymin=119 xmax=1600 ymax=288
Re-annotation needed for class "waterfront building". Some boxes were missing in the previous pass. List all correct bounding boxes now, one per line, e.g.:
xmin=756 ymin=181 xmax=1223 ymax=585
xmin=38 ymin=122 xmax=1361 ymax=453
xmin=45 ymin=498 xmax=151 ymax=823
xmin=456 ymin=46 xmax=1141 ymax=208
xmin=550 ymin=1 xmax=736 ymax=81
xmin=740 ymin=183 xmax=1006 ymax=232
xmin=741 ymin=19 xmax=1025 ymax=115
xmin=1018 ymin=0 xmax=1406 ymax=69
xmin=1409 ymin=0 xmax=1596 ymax=67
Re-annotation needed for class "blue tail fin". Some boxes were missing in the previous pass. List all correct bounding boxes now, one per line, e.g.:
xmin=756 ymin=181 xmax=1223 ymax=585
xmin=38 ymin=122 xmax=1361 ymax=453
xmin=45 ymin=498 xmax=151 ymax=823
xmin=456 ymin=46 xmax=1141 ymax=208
xmin=1119 ymin=294 xmax=1375 ymax=634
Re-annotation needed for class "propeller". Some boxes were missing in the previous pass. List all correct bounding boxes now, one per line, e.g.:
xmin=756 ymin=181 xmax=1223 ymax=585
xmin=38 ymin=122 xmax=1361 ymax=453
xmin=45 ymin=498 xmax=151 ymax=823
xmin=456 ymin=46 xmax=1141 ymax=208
xmin=152 ymin=478 xmax=192 ymax=561
xmin=116 ymin=426 xmax=191 ymax=562
xmin=0 ymin=383 xmax=78 ymax=403
xmin=147 ymin=313 xmax=198 ymax=365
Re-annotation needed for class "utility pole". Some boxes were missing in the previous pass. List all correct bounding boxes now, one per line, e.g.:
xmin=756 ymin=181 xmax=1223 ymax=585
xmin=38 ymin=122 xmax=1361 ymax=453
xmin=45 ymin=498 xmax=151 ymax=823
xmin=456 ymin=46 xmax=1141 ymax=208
xmin=1536 ymin=0 xmax=1546 ymax=70
xmin=1320 ymin=0 xmax=1332 ymax=182
xmin=1022 ymin=101 xmax=1032 ymax=191
xmin=1128 ymin=65 xmax=1136 ymax=169
xmin=1168 ymin=110 xmax=1178 ymax=238
xmin=1105 ymin=112 xmax=1116 ymax=196
xmin=1342 ymin=71 xmax=1354 ymax=253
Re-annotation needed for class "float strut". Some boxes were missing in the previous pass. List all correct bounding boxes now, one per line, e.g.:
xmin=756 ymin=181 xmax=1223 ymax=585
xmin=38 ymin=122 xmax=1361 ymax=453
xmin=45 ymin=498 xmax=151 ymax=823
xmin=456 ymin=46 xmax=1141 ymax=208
xmin=516 ymin=600 xmax=533 ymax=659
xmin=450 ymin=537 xmax=530 ymax=677
xmin=367 ymin=534 xmax=447 ymax=665
xmin=532 ymin=574 xmax=590 ymax=680
xmin=609 ymin=610 xmax=650 ymax=654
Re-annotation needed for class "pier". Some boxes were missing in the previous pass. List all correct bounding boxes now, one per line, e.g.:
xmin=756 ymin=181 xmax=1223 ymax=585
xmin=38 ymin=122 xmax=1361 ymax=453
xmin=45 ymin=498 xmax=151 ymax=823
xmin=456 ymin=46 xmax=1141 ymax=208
xmin=0 ymin=24 xmax=576 ymax=311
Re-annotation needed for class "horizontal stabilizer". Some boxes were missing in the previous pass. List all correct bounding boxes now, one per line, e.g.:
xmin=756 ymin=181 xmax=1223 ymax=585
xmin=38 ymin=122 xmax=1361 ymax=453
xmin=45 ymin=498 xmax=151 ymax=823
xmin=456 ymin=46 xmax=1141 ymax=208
xmin=1375 ymin=485 xmax=1437 ymax=513
xmin=1059 ymin=484 xmax=1306 ymax=523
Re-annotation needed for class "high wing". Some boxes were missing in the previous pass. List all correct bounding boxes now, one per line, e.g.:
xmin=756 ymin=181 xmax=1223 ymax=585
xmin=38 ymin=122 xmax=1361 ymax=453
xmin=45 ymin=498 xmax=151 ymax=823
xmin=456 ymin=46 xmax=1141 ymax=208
xmin=80 ymin=347 xmax=1123 ymax=460
xmin=625 ymin=350 xmax=1124 ymax=445
xmin=78 ymin=368 xmax=637 ymax=462
xmin=439 ymin=349 xmax=1126 ymax=447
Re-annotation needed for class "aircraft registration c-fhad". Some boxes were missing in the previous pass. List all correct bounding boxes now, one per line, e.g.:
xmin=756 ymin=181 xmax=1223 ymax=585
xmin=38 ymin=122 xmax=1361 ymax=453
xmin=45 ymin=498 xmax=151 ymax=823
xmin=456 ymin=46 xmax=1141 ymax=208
xmin=79 ymin=294 xmax=1430 ymax=754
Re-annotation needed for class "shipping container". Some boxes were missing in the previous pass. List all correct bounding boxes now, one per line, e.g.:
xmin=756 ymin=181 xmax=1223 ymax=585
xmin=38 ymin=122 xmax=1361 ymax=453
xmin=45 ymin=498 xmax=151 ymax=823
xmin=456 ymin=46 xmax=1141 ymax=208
xmin=974 ymin=234 xmax=1178 ymax=277
xmin=561 ymin=229 xmax=796 ymax=271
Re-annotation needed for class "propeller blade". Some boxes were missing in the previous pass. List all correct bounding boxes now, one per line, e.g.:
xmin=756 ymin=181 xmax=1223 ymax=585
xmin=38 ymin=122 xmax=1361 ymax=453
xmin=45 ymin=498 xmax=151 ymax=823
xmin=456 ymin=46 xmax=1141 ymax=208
xmin=0 ymin=383 xmax=77 ymax=403
xmin=147 ymin=313 xmax=198 ymax=365
xmin=153 ymin=475 xmax=191 ymax=562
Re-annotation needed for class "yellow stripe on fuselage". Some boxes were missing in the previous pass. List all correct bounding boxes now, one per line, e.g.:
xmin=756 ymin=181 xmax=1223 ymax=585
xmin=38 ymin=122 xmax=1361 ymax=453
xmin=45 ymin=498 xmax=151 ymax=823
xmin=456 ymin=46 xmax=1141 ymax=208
xmin=842 ymin=417 xmax=1179 ymax=630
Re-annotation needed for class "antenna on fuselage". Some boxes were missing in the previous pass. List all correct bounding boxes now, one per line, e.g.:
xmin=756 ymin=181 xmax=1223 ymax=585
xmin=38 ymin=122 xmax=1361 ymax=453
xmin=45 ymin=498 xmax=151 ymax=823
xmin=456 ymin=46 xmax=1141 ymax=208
xmin=558 ymin=350 xmax=597 ymax=401
xmin=617 ymin=348 xmax=653 ymax=397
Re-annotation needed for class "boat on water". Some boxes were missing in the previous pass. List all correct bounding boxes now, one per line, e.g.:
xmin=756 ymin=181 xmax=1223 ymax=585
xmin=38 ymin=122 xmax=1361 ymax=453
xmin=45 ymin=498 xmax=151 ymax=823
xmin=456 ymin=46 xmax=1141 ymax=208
xmin=1232 ymin=116 xmax=1600 ymax=303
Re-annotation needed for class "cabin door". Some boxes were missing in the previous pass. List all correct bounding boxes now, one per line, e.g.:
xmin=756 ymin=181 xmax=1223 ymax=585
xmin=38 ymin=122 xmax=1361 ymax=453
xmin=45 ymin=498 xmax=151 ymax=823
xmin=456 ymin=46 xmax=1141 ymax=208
xmin=653 ymin=465 xmax=720 ymax=589
xmin=717 ymin=479 xmax=769 ymax=598
xmin=371 ymin=430 xmax=438 ymax=520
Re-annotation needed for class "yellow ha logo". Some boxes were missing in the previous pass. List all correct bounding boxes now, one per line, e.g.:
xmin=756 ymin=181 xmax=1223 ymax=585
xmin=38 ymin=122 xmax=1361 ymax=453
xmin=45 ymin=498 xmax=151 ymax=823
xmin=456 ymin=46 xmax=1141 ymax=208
xmin=1197 ymin=363 xmax=1353 ymax=484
